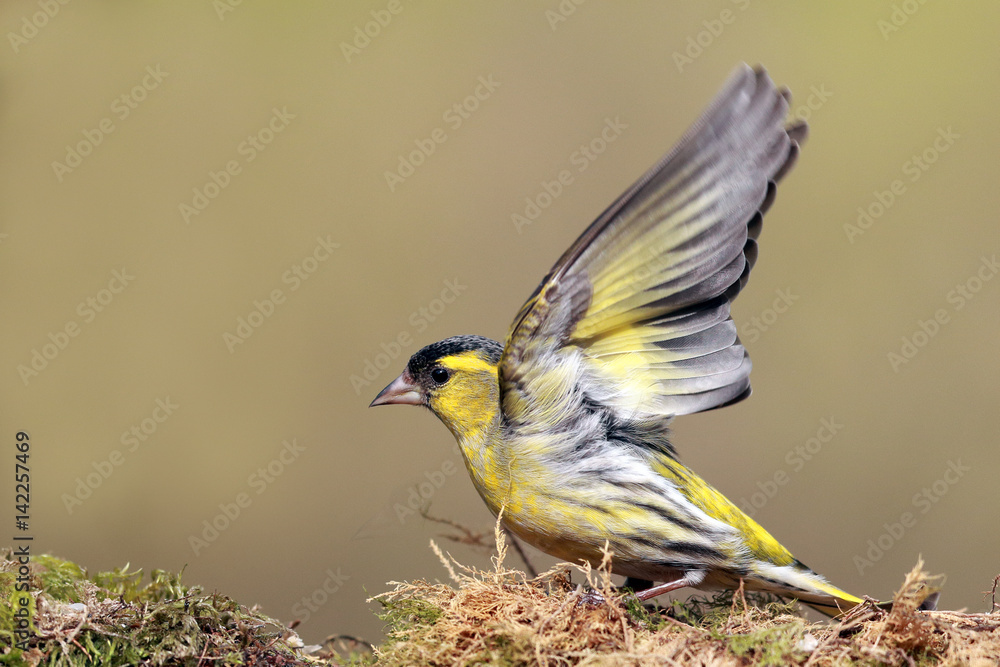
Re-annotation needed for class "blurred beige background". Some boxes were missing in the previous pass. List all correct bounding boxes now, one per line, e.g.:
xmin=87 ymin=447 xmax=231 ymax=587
xmin=2 ymin=1 xmax=998 ymax=644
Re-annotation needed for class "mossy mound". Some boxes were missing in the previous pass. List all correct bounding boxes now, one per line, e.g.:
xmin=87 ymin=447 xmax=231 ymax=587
xmin=370 ymin=523 xmax=1000 ymax=666
xmin=0 ymin=550 xmax=343 ymax=666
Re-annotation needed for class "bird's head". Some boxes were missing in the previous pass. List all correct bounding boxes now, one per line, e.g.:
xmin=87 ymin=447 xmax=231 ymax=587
xmin=369 ymin=335 xmax=504 ymax=440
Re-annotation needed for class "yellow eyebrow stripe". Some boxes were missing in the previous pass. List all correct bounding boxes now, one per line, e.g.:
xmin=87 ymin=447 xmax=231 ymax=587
xmin=439 ymin=352 xmax=498 ymax=376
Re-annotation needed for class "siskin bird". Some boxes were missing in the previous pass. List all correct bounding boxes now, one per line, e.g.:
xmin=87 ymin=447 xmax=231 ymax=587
xmin=370 ymin=64 xmax=865 ymax=616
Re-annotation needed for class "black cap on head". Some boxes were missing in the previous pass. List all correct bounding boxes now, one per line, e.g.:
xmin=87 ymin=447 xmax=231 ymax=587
xmin=407 ymin=335 xmax=503 ymax=376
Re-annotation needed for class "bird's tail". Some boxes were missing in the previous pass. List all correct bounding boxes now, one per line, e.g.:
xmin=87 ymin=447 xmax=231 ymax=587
xmin=747 ymin=563 xmax=863 ymax=617
xmin=748 ymin=560 xmax=939 ymax=617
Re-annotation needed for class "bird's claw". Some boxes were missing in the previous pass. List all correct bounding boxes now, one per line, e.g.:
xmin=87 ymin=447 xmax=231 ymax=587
xmin=577 ymin=590 xmax=607 ymax=607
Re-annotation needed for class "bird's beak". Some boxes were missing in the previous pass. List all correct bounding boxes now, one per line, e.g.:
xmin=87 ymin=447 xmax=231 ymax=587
xmin=369 ymin=370 xmax=424 ymax=407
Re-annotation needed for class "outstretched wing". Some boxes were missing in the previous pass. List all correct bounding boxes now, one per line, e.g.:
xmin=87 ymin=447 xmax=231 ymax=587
xmin=500 ymin=65 xmax=806 ymax=424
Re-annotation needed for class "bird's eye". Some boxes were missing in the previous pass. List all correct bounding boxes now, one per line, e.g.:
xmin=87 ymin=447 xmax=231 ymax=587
xmin=431 ymin=367 xmax=450 ymax=384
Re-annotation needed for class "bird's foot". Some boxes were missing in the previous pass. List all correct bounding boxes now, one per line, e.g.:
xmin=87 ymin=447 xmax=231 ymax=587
xmin=577 ymin=589 xmax=607 ymax=607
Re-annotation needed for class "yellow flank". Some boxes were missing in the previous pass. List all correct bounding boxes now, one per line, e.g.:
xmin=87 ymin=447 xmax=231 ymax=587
xmin=653 ymin=457 xmax=795 ymax=567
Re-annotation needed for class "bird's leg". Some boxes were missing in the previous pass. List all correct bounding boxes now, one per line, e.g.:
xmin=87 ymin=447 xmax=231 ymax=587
xmin=633 ymin=570 xmax=706 ymax=602
xmin=579 ymin=572 xmax=705 ymax=607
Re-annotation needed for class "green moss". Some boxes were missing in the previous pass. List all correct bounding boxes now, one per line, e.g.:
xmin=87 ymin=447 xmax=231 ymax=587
xmin=379 ymin=596 xmax=444 ymax=629
xmin=30 ymin=555 xmax=85 ymax=602
xmin=642 ymin=588 xmax=792 ymax=631
xmin=0 ymin=551 xmax=316 ymax=667
xmin=338 ymin=651 xmax=378 ymax=666
xmin=89 ymin=563 xmax=186 ymax=603
xmin=725 ymin=620 xmax=808 ymax=666
xmin=376 ymin=596 xmax=443 ymax=641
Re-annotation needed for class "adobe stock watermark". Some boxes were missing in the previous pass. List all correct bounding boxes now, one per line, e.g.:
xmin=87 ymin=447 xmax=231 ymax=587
xmin=349 ymin=278 xmax=467 ymax=395
xmin=887 ymin=254 xmax=999 ymax=372
xmin=738 ymin=288 xmax=799 ymax=344
xmin=51 ymin=65 xmax=169 ymax=182
xmin=545 ymin=0 xmax=588 ymax=31
xmin=844 ymin=126 xmax=959 ymax=244
xmin=383 ymin=75 xmax=501 ymax=192
xmin=511 ymin=116 xmax=628 ymax=234
xmin=179 ymin=106 xmax=295 ymax=224
xmin=291 ymin=567 xmax=351 ymax=623
xmin=17 ymin=267 xmax=134 ymax=386
xmin=854 ymin=458 xmax=970 ymax=576
xmin=61 ymin=397 xmax=180 ymax=515
xmin=672 ymin=0 xmax=752 ymax=73
xmin=212 ymin=0 xmax=245 ymax=21
xmin=188 ymin=438 xmax=305 ymax=556
xmin=353 ymin=454 xmax=461 ymax=540
xmin=339 ymin=0 xmax=413 ymax=62
xmin=737 ymin=416 xmax=844 ymax=519
xmin=223 ymin=235 xmax=340 ymax=352
xmin=7 ymin=0 xmax=73 ymax=54
xmin=877 ymin=0 xmax=931 ymax=40
xmin=790 ymin=83 xmax=833 ymax=123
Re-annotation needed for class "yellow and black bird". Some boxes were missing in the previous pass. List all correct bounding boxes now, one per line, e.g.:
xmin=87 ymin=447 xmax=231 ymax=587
xmin=371 ymin=65 xmax=864 ymax=615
